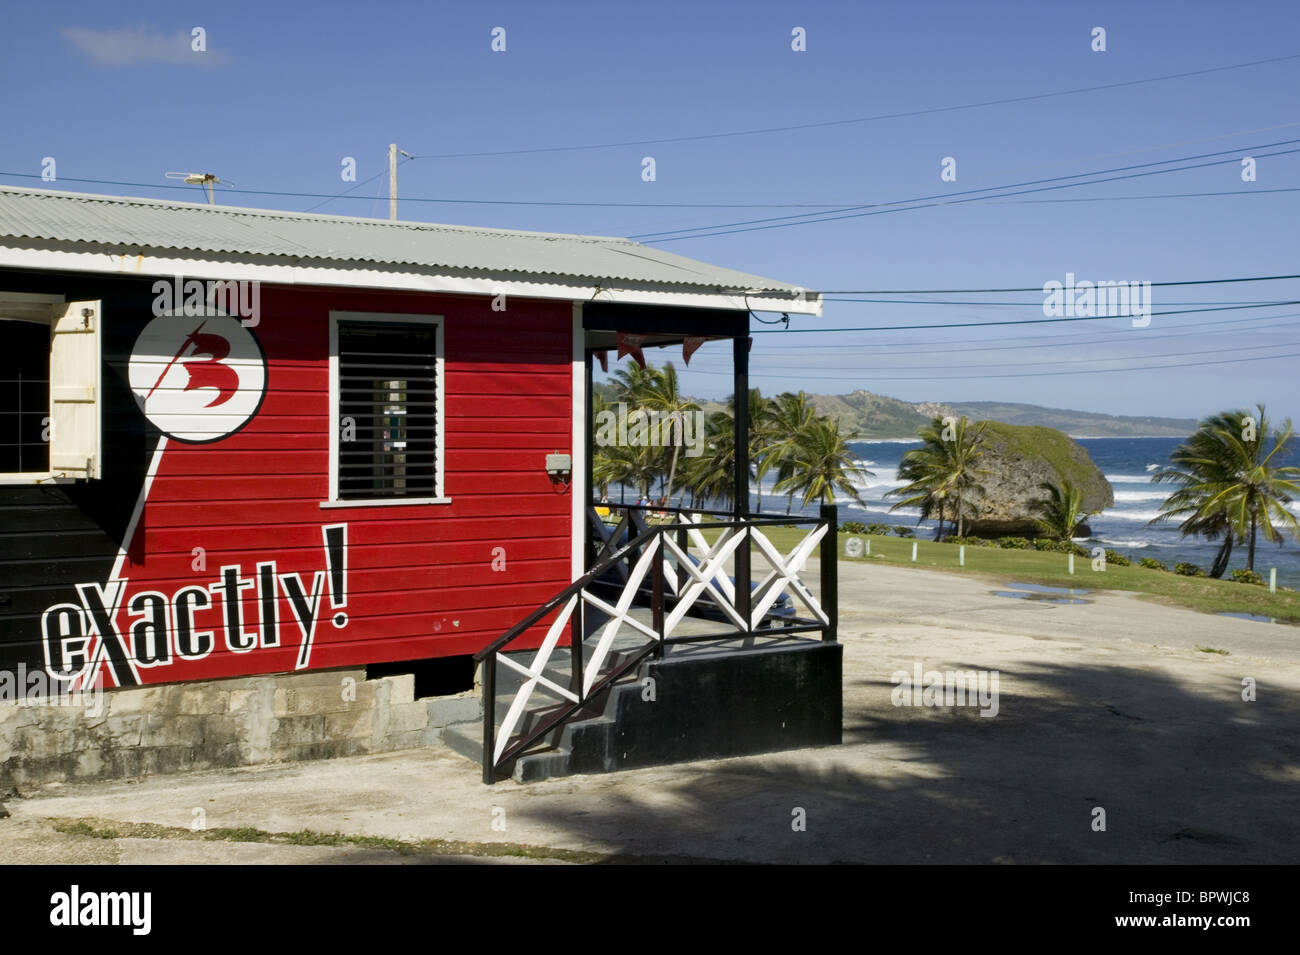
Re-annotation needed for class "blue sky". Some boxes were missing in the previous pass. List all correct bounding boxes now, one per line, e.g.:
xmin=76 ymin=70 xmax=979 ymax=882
xmin=2 ymin=0 xmax=1297 ymax=422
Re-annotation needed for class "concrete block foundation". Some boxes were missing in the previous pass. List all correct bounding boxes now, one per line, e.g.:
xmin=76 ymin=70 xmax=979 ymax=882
xmin=0 ymin=667 xmax=481 ymax=789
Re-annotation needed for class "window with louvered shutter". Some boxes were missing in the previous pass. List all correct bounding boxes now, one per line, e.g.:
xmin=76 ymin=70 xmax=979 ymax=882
xmin=331 ymin=315 xmax=443 ymax=502
xmin=1 ymin=296 xmax=100 ymax=483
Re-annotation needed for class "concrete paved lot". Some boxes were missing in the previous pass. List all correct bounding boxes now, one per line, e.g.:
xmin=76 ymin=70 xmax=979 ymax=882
xmin=4 ymin=560 xmax=1298 ymax=864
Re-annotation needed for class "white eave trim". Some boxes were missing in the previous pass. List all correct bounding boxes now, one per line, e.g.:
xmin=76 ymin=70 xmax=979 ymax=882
xmin=0 ymin=245 xmax=823 ymax=315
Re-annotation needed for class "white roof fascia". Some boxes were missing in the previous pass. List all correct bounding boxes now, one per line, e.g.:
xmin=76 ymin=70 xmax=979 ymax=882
xmin=0 ymin=243 xmax=822 ymax=316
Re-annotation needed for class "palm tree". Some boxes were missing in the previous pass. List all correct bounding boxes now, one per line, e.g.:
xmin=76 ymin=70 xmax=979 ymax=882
xmin=766 ymin=391 xmax=817 ymax=514
xmin=890 ymin=454 xmax=953 ymax=539
xmin=725 ymin=387 xmax=776 ymax=511
xmin=592 ymin=387 xmax=662 ymax=502
xmin=629 ymin=362 xmax=699 ymax=507
xmin=606 ymin=362 xmax=705 ymax=505
xmin=609 ymin=362 xmax=658 ymax=407
xmin=680 ymin=409 xmax=736 ymax=510
xmin=1150 ymin=405 xmax=1300 ymax=573
xmin=888 ymin=416 xmax=989 ymax=538
xmin=1032 ymin=480 xmax=1094 ymax=541
xmin=1149 ymin=414 xmax=1244 ymax=578
xmin=593 ymin=440 xmax=653 ymax=503
xmin=772 ymin=416 xmax=874 ymax=508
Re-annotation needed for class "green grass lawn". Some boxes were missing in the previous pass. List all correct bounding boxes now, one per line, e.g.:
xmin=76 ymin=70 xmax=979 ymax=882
xmin=743 ymin=526 xmax=1300 ymax=623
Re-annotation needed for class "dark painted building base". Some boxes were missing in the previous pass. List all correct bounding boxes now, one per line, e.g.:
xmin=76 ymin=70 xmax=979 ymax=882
xmin=447 ymin=638 xmax=843 ymax=782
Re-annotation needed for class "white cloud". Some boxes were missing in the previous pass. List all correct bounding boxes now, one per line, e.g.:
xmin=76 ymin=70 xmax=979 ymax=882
xmin=61 ymin=26 xmax=226 ymax=68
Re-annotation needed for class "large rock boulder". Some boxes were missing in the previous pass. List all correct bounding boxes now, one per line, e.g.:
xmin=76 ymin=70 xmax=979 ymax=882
xmin=964 ymin=421 xmax=1113 ymax=538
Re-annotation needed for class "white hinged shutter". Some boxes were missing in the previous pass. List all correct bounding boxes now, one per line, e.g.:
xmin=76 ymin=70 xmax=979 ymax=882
xmin=49 ymin=300 xmax=101 ymax=479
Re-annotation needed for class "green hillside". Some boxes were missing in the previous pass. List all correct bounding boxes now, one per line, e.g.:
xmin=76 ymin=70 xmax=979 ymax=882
xmin=945 ymin=401 xmax=1196 ymax=437
xmin=806 ymin=390 xmax=931 ymax=439
xmin=601 ymin=374 xmax=1197 ymax=440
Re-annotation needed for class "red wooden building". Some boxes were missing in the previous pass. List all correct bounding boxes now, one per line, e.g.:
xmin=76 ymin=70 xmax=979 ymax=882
xmin=0 ymin=185 xmax=825 ymax=731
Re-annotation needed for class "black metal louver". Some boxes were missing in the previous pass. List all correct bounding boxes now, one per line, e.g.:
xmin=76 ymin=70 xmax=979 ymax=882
xmin=337 ymin=321 xmax=437 ymax=499
xmin=0 ymin=320 xmax=50 ymax=474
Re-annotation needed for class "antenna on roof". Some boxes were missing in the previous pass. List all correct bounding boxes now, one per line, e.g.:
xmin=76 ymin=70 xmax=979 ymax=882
xmin=164 ymin=172 xmax=230 ymax=205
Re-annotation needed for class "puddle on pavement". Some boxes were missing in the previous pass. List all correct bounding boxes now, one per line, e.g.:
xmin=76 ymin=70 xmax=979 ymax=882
xmin=992 ymin=582 xmax=1092 ymax=605
xmin=1217 ymin=611 xmax=1300 ymax=627
xmin=1007 ymin=582 xmax=1092 ymax=595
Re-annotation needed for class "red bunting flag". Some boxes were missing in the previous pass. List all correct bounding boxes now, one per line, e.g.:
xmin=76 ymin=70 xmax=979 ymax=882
xmin=594 ymin=350 xmax=608 ymax=372
xmin=682 ymin=336 xmax=709 ymax=366
xmin=616 ymin=332 xmax=648 ymax=369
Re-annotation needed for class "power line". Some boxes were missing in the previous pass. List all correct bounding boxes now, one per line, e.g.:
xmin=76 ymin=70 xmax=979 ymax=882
xmin=682 ymin=349 xmax=1300 ymax=381
xmin=726 ymin=312 xmax=1300 ymax=355
xmin=643 ymin=158 xmax=1300 ymax=241
xmin=989 ymin=186 xmax=1300 ymax=204
xmin=631 ymin=138 xmax=1300 ymax=239
xmin=694 ymin=339 xmax=1297 ymax=374
xmin=632 ymin=141 xmax=1300 ymax=241
xmin=613 ymin=309 xmax=1300 ymax=364
xmin=6 ymin=168 xmax=1296 ymax=212
xmin=751 ymin=300 xmax=1300 ymax=335
xmin=301 ymin=150 xmax=397 ymax=213
xmin=815 ymin=272 xmax=1300 ymax=295
xmin=734 ymin=305 xmax=1300 ymax=353
xmin=406 ymin=52 xmax=1300 ymax=159
xmin=5 ymin=132 xmax=1297 ymax=222
xmin=819 ymin=298 xmax=1295 ymax=307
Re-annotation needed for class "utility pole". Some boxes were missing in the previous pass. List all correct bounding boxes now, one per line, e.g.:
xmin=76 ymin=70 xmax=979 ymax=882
xmin=389 ymin=143 xmax=398 ymax=219
xmin=387 ymin=145 xmax=414 ymax=220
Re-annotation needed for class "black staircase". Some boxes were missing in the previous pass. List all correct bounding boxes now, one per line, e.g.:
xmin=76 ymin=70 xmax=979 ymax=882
xmin=462 ymin=504 xmax=842 ymax=783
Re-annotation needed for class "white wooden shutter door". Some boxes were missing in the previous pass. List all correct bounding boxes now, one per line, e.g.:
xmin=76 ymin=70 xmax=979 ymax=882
xmin=49 ymin=300 xmax=101 ymax=479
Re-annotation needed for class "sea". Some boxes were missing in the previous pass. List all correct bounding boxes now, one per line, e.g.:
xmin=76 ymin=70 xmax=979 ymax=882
xmin=795 ymin=436 xmax=1300 ymax=590
xmin=603 ymin=435 xmax=1300 ymax=588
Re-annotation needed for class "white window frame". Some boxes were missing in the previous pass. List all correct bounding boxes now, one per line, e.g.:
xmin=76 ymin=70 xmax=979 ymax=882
xmin=0 ymin=293 xmax=101 ymax=485
xmin=323 ymin=310 xmax=449 ymax=507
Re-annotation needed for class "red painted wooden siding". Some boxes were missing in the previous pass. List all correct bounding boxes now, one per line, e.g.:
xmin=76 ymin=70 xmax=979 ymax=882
xmin=110 ymin=286 xmax=574 ymax=686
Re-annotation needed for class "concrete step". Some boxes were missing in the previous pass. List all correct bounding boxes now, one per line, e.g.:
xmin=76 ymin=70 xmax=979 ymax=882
xmin=441 ymin=721 xmax=484 ymax=765
xmin=442 ymin=677 xmax=632 ymax=782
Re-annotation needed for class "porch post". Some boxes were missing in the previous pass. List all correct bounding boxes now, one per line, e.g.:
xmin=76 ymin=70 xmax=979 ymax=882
xmin=585 ymin=344 xmax=594 ymax=563
xmin=732 ymin=335 xmax=749 ymax=517
xmin=732 ymin=335 xmax=751 ymax=631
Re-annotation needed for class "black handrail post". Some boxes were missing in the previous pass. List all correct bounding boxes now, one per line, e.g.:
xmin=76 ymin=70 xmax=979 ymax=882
xmin=732 ymin=334 xmax=752 ymax=634
xmin=482 ymin=655 xmax=497 ymax=784
xmin=737 ymin=526 xmax=752 ymax=634
xmin=819 ymin=503 xmax=838 ymax=643
xmin=673 ymin=518 xmax=688 ymax=652
xmin=569 ymin=593 xmax=585 ymax=702
xmin=652 ymin=532 xmax=665 ymax=656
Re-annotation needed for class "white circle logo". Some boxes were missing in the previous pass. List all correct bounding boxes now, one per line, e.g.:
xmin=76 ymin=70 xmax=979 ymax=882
xmin=129 ymin=314 xmax=267 ymax=443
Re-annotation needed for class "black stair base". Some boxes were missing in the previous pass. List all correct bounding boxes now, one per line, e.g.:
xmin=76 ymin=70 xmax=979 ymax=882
xmin=538 ymin=640 xmax=842 ymax=781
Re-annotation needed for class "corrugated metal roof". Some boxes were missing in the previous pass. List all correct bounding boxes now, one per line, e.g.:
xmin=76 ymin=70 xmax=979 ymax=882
xmin=0 ymin=186 xmax=804 ymax=293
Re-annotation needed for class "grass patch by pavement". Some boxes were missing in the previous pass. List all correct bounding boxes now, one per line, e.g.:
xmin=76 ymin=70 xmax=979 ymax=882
xmin=49 ymin=816 xmax=604 ymax=862
xmin=44 ymin=817 xmax=741 ymax=864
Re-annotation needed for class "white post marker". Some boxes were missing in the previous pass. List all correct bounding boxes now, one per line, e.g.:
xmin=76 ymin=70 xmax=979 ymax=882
xmin=959 ymin=545 xmax=965 ymax=567
xmin=911 ymin=541 xmax=918 ymax=562
xmin=1270 ymin=568 xmax=1277 ymax=593
xmin=1068 ymin=552 xmax=1075 ymax=575
xmin=865 ymin=538 xmax=870 ymax=556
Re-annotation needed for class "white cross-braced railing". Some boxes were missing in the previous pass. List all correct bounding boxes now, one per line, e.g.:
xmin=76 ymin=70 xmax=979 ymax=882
xmin=476 ymin=504 xmax=839 ymax=782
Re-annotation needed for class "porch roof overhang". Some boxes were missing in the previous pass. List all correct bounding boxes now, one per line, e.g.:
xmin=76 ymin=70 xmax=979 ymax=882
xmin=582 ymin=301 xmax=751 ymax=351
xmin=0 ymin=186 xmax=822 ymax=316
